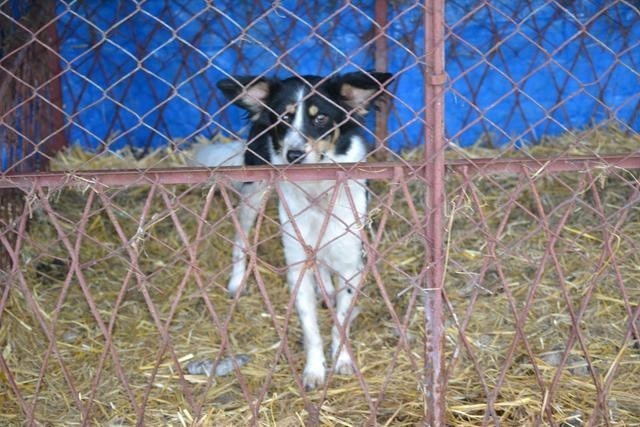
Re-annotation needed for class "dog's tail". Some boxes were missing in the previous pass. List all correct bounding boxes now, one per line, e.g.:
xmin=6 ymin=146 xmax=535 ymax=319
xmin=190 ymin=140 xmax=245 ymax=167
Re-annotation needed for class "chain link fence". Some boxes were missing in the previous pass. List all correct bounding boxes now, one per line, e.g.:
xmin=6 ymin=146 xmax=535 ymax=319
xmin=1 ymin=0 xmax=639 ymax=425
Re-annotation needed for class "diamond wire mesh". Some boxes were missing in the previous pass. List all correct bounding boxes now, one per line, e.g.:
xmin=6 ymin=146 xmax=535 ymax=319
xmin=0 ymin=0 xmax=639 ymax=425
xmin=442 ymin=2 xmax=640 ymax=425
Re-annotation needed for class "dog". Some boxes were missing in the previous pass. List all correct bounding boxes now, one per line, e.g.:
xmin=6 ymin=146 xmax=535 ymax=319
xmin=194 ymin=71 xmax=392 ymax=389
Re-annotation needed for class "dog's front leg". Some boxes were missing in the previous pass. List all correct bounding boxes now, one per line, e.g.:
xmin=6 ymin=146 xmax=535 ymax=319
xmin=288 ymin=266 xmax=326 ymax=390
xmin=331 ymin=271 xmax=361 ymax=376
xmin=228 ymin=181 xmax=267 ymax=297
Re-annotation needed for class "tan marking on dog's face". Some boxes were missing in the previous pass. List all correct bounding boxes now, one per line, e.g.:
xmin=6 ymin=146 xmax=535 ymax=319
xmin=313 ymin=138 xmax=333 ymax=154
xmin=285 ymin=104 xmax=296 ymax=115
xmin=311 ymin=127 xmax=341 ymax=155
xmin=308 ymin=104 xmax=319 ymax=116
xmin=331 ymin=126 xmax=341 ymax=145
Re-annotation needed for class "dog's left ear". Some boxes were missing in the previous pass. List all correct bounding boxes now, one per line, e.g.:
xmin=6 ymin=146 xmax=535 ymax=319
xmin=217 ymin=76 xmax=274 ymax=115
xmin=327 ymin=71 xmax=393 ymax=115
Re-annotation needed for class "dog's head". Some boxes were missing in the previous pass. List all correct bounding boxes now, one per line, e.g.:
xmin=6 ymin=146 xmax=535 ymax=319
xmin=217 ymin=72 xmax=392 ymax=164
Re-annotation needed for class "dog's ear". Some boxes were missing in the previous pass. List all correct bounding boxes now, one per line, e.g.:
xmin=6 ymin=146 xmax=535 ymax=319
xmin=217 ymin=76 xmax=274 ymax=115
xmin=327 ymin=72 xmax=393 ymax=115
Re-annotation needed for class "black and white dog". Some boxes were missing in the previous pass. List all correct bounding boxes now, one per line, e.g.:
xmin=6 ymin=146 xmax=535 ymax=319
xmin=195 ymin=72 xmax=392 ymax=389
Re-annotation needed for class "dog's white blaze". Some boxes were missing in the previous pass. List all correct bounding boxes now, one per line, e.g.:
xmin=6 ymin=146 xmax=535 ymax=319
xmin=292 ymin=88 xmax=306 ymax=133
xmin=283 ymin=88 xmax=307 ymax=151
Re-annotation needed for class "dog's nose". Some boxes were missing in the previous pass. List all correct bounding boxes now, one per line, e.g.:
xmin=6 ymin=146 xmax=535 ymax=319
xmin=286 ymin=149 xmax=306 ymax=163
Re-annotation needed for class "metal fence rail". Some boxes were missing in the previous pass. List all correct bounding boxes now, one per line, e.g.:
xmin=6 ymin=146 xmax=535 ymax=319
xmin=1 ymin=1 xmax=639 ymax=425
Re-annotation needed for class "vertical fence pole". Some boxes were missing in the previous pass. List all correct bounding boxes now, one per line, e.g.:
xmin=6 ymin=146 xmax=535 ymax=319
xmin=374 ymin=0 xmax=389 ymax=159
xmin=41 ymin=0 xmax=67 ymax=158
xmin=423 ymin=0 xmax=446 ymax=425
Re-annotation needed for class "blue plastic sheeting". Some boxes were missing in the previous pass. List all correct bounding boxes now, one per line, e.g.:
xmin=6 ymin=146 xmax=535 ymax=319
xmin=54 ymin=0 xmax=639 ymax=152
xmin=446 ymin=0 xmax=640 ymax=147
xmin=56 ymin=1 xmax=384 ymax=152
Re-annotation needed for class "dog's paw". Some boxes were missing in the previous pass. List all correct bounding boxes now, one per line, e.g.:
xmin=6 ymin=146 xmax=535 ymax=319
xmin=334 ymin=356 xmax=355 ymax=375
xmin=227 ymin=275 xmax=245 ymax=298
xmin=303 ymin=364 xmax=325 ymax=390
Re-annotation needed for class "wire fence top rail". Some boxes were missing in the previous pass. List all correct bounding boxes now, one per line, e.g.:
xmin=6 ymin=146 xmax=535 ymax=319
xmin=2 ymin=154 xmax=640 ymax=189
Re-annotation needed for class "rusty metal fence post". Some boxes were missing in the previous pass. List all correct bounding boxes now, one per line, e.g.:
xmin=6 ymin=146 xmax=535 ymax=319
xmin=423 ymin=0 xmax=446 ymax=424
xmin=374 ymin=0 xmax=390 ymax=160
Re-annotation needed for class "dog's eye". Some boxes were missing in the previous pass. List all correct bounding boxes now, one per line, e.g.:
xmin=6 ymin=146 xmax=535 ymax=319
xmin=313 ymin=114 xmax=329 ymax=127
xmin=282 ymin=113 xmax=293 ymax=123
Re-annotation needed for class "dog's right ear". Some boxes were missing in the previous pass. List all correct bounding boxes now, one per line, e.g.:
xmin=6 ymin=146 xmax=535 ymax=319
xmin=325 ymin=71 xmax=393 ymax=116
xmin=217 ymin=76 xmax=273 ymax=115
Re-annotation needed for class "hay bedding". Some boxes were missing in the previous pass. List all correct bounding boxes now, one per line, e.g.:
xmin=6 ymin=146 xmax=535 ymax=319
xmin=1 ymin=129 xmax=639 ymax=425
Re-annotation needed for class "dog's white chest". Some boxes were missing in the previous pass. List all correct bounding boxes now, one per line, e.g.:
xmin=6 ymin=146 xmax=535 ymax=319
xmin=278 ymin=180 xmax=367 ymax=265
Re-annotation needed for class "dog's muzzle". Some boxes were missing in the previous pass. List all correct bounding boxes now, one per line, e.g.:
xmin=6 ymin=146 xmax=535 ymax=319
xmin=286 ymin=149 xmax=306 ymax=163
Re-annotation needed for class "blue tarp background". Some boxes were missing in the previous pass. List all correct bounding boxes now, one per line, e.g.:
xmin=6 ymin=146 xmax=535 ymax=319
xmin=52 ymin=0 xmax=640 ymax=152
